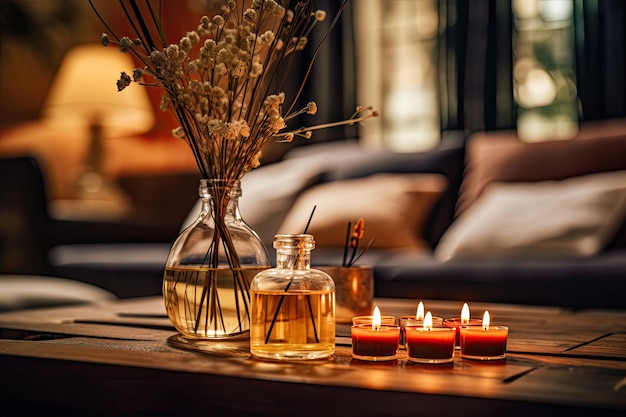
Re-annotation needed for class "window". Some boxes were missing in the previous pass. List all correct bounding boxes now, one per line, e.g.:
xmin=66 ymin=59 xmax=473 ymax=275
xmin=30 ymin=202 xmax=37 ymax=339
xmin=355 ymin=0 xmax=441 ymax=152
xmin=512 ymin=0 xmax=578 ymax=142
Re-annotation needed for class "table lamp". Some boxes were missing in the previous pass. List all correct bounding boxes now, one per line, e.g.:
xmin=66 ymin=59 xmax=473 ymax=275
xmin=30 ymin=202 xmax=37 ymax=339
xmin=42 ymin=43 xmax=155 ymax=201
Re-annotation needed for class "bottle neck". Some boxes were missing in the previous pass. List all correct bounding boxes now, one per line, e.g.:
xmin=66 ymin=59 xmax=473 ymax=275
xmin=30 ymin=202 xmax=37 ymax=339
xmin=199 ymin=179 xmax=242 ymax=220
xmin=276 ymin=251 xmax=311 ymax=270
xmin=273 ymin=234 xmax=315 ymax=270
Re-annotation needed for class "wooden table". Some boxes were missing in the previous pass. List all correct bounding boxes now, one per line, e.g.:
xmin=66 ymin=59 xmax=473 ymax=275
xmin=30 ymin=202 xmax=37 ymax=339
xmin=0 ymin=297 xmax=625 ymax=417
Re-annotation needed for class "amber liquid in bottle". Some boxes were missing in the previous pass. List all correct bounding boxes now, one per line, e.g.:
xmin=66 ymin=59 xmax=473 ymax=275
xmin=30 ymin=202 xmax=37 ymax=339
xmin=250 ymin=289 xmax=335 ymax=360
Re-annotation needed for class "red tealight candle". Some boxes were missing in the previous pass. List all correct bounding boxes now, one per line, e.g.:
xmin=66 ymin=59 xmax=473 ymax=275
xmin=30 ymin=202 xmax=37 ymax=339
xmin=443 ymin=302 xmax=482 ymax=347
xmin=399 ymin=301 xmax=442 ymax=346
xmin=351 ymin=306 xmax=400 ymax=361
xmin=405 ymin=312 xmax=456 ymax=364
xmin=460 ymin=311 xmax=508 ymax=360
xmin=400 ymin=301 xmax=444 ymax=327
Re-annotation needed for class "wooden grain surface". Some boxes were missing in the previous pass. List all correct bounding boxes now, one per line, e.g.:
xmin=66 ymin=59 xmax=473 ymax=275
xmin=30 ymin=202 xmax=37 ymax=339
xmin=0 ymin=297 xmax=625 ymax=417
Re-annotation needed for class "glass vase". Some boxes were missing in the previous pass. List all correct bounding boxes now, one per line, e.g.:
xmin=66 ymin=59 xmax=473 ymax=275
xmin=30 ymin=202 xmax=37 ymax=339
xmin=250 ymin=234 xmax=336 ymax=360
xmin=163 ymin=179 xmax=270 ymax=342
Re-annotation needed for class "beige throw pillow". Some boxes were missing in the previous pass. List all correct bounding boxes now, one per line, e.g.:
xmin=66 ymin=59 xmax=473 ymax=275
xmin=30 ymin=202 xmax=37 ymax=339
xmin=435 ymin=171 xmax=626 ymax=261
xmin=278 ymin=174 xmax=447 ymax=248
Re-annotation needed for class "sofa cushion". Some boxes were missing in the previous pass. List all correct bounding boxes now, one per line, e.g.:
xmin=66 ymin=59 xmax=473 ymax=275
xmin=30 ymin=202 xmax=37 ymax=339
xmin=457 ymin=120 xmax=626 ymax=218
xmin=278 ymin=173 xmax=447 ymax=249
xmin=435 ymin=170 xmax=626 ymax=261
xmin=316 ymin=132 xmax=466 ymax=247
xmin=236 ymin=157 xmax=327 ymax=246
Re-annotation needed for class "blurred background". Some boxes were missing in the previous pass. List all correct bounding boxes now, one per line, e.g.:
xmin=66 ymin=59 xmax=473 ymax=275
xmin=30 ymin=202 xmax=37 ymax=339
xmin=2 ymin=0 xmax=624 ymax=157
xmin=0 ymin=0 xmax=624 ymax=295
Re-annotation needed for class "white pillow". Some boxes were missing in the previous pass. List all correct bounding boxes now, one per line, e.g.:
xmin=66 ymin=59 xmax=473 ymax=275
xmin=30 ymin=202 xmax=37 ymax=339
xmin=435 ymin=171 xmax=626 ymax=261
xmin=278 ymin=174 xmax=447 ymax=248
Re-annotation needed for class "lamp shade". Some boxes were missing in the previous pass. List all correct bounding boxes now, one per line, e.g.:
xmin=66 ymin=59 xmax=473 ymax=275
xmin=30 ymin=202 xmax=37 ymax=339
xmin=43 ymin=43 xmax=155 ymax=137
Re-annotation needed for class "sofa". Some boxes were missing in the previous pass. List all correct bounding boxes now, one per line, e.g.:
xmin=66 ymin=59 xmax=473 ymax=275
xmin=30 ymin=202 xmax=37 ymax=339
xmin=252 ymin=121 xmax=626 ymax=310
xmin=8 ymin=119 xmax=626 ymax=311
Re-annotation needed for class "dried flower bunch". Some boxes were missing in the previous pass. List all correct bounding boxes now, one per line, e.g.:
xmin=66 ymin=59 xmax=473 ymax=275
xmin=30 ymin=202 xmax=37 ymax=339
xmin=90 ymin=0 xmax=378 ymax=180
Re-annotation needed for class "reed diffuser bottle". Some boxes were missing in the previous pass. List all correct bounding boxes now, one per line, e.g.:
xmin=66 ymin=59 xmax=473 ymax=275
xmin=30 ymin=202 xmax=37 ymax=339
xmin=250 ymin=234 xmax=335 ymax=360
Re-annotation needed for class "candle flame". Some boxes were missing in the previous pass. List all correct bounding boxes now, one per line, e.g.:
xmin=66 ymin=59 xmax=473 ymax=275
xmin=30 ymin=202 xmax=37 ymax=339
xmin=461 ymin=303 xmax=470 ymax=325
xmin=423 ymin=311 xmax=433 ymax=330
xmin=416 ymin=301 xmax=424 ymax=320
xmin=372 ymin=306 xmax=381 ymax=330
xmin=482 ymin=311 xmax=490 ymax=330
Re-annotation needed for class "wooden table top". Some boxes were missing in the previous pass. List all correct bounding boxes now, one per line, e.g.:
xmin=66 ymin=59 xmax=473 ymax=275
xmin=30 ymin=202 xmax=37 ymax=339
xmin=0 ymin=297 xmax=625 ymax=417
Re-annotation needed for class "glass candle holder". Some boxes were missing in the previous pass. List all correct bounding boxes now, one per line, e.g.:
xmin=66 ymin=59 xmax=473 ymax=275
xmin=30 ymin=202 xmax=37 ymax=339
xmin=443 ymin=318 xmax=482 ymax=348
xmin=353 ymin=315 xmax=396 ymax=326
xmin=460 ymin=326 xmax=509 ymax=360
xmin=351 ymin=324 xmax=400 ymax=361
xmin=400 ymin=315 xmax=443 ymax=346
xmin=404 ymin=326 xmax=456 ymax=364
xmin=400 ymin=315 xmax=443 ymax=328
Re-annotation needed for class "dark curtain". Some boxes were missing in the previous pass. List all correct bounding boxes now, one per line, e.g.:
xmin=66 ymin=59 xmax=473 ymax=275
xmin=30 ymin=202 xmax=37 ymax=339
xmin=439 ymin=0 xmax=625 ymax=134
xmin=575 ymin=0 xmax=626 ymax=120
xmin=302 ymin=0 xmax=357 ymax=141
xmin=261 ymin=0 xmax=357 ymax=163
xmin=439 ymin=0 xmax=514 ymax=133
